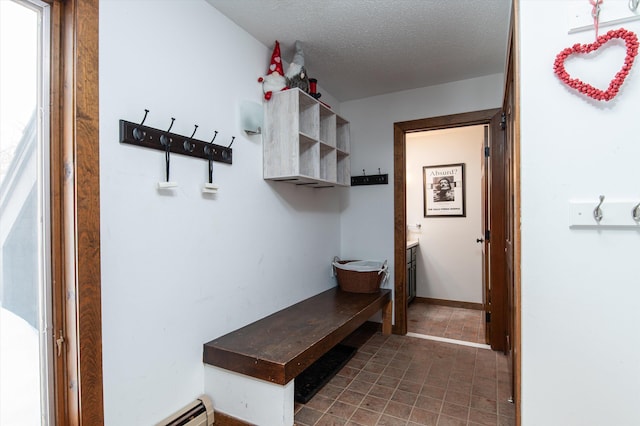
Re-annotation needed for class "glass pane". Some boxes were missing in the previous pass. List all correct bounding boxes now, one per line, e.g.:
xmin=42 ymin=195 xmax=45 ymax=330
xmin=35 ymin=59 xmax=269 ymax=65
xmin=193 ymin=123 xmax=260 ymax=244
xmin=0 ymin=1 xmax=50 ymax=425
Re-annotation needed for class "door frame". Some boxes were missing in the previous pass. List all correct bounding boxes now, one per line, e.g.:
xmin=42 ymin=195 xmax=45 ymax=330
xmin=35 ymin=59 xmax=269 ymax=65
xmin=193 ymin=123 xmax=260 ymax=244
xmin=393 ymin=109 xmax=500 ymax=336
xmin=49 ymin=0 xmax=103 ymax=423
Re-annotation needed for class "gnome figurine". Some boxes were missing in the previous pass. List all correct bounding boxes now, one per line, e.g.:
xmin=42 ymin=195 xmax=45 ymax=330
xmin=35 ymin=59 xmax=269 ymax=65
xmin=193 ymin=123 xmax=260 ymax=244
xmin=258 ymin=41 xmax=287 ymax=101
xmin=285 ymin=40 xmax=310 ymax=93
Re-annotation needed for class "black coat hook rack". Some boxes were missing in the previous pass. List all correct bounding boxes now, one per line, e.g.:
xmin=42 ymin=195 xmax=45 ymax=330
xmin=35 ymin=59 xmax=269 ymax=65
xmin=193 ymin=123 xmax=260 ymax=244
xmin=119 ymin=112 xmax=233 ymax=165
xmin=351 ymin=168 xmax=388 ymax=186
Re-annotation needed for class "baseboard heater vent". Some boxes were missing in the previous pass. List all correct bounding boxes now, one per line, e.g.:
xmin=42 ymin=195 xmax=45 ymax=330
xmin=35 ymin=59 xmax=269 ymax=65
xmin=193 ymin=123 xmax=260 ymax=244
xmin=156 ymin=395 xmax=214 ymax=426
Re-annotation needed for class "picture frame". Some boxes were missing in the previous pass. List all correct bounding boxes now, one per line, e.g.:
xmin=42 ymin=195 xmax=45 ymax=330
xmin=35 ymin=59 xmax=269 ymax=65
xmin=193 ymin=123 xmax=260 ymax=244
xmin=423 ymin=163 xmax=466 ymax=217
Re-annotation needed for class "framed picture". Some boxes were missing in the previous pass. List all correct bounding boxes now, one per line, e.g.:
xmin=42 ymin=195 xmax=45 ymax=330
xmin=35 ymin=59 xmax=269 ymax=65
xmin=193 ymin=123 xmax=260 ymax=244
xmin=423 ymin=163 xmax=466 ymax=217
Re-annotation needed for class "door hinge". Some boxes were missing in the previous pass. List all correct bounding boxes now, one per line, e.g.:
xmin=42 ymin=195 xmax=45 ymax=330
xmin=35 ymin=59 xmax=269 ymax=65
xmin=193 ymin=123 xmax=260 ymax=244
xmin=485 ymin=229 xmax=490 ymax=242
xmin=485 ymin=312 xmax=491 ymax=323
xmin=56 ymin=329 xmax=64 ymax=357
xmin=484 ymin=146 xmax=490 ymax=157
xmin=500 ymin=112 xmax=507 ymax=130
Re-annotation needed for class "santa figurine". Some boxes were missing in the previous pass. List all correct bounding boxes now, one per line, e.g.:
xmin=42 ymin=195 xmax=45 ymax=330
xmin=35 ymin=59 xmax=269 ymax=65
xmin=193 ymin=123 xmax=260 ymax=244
xmin=258 ymin=41 xmax=287 ymax=101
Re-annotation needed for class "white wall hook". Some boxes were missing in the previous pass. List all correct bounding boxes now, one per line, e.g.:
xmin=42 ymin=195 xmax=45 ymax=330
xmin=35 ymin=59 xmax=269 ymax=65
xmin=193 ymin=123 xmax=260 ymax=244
xmin=632 ymin=202 xmax=640 ymax=221
xmin=593 ymin=195 xmax=605 ymax=223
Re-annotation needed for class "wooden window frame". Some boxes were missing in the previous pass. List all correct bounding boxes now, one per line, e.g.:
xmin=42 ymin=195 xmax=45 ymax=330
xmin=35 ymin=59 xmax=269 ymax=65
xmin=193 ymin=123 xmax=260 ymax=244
xmin=49 ymin=0 xmax=103 ymax=423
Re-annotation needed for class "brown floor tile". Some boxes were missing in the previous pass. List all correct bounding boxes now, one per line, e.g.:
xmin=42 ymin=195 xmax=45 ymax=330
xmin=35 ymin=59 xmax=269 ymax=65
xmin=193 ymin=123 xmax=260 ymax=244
xmin=357 ymin=370 xmax=382 ymax=384
xmin=397 ymin=379 xmax=422 ymax=394
xmin=468 ymin=407 xmax=498 ymax=425
xmin=447 ymin=378 xmax=472 ymax=395
xmin=440 ymin=402 xmax=469 ymax=421
xmin=338 ymin=389 xmax=366 ymax=406
xmin=377 ymin=413 xmax=409 ymax=425
xmin=316 ymin=413 xmax=348 ymax=426
xmin=382 ymin=366 xmax=406 ymax=379
xmin=339 ymin=366 xmax=361 ymax=379
xmin=363 ymin=362 xmax=387 ymax=375
xmin=498 ymin=400 xmax=515 ymax=418
xmin=377 ymin=375 xmax=401 ymax=389
xmin=424 ymin=374 xmax=449 ymax=389
xmin=331 ymin=375 xmax=354 ymax=389
xmin=390 ymin=389 xmax=418 ymax=406
xmin=449 ymin=370 xmax=474 ymax=383
xmin=383 ymin=400 xmax=413 ymax=420
xmin=436 ymin=414 xmax=467 ymax=426
xmin=369 ymin=384 xmax=396 ymax=400
xmin=470 ymin=395 xmax=497 ymax=414
xmin=348 ymin=379 xmax=374 ymax=395
xmin=295 ymin=306 xmax=513 ymax=426
xmin=415 ymin=395 xmax=443 ymax=413
xmin=327 ymin=401 xmax=358 ymax=420
xmin=421 ymin=384 xmax=446 ymax=400
xmin=361 ymin=394 xmax=389 ymax=413
xmin=498 ymin=414 xmax=516 ymax=426
xmin=296 ymin=406 xmax=324 ymax=426
xmin=318 ymin=384 xmax=346 ymax=399
xmin=409 ymin=407 xmax=439 ymax=425
xmin=307 ymin=394 xmax=335 ymax=412
xmin=349 ymin=407 xmax=381 ymax=425
xmin=444 ymin=389 xmax=471 ymax=406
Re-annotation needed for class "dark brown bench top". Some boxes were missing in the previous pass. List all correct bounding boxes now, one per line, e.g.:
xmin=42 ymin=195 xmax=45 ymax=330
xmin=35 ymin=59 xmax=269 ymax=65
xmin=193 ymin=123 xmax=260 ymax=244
xmin=203 ymin=287 xmax=391 ymax=385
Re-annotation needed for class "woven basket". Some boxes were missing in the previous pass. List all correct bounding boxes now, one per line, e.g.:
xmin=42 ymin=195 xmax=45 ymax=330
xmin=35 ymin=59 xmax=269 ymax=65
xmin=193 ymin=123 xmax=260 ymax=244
xmin=333 ymin=258 xmax=387 ymax=293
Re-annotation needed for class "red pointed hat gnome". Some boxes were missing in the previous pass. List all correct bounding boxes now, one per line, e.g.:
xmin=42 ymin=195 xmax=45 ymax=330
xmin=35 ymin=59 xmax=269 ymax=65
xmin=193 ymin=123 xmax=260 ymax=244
xmin=258 ymin=41 xmax=288 ymax=101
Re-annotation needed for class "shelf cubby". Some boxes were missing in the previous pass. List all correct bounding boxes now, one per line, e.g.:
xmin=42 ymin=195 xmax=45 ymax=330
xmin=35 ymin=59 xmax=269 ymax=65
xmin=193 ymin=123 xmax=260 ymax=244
xmin=264 ymin=89 xmax=350 ymax=187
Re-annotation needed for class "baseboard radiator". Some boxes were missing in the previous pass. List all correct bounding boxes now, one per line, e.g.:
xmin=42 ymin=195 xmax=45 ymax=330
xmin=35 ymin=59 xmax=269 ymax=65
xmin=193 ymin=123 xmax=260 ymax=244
xmin=156 ymin=395 xmax=214 ymax=426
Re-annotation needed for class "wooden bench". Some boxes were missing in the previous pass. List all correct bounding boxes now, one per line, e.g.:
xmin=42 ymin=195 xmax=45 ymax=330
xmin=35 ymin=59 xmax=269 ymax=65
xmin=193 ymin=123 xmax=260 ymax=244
xmin=202 ymin=287 xmax=392 ymax=425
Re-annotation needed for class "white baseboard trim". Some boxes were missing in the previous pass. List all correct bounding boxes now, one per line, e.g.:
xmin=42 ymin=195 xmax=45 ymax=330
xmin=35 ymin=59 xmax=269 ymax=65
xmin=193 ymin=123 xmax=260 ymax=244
xmin=406 ymin=332 xmax=492 ymax=350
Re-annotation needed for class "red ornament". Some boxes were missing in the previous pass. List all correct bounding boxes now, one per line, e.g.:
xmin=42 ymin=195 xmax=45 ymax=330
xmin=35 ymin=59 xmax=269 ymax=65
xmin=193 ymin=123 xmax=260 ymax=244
xmin=553 ymin=28 xmax=639 ymax=101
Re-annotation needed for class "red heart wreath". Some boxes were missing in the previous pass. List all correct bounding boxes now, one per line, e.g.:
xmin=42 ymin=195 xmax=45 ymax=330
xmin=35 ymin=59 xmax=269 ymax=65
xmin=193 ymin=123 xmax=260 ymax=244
xmin=553 ymin=28 xmax=639 ymax=101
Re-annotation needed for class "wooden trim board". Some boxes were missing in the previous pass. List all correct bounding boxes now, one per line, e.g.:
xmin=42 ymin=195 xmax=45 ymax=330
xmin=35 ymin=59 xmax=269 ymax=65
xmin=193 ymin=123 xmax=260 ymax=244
xmin=413 ymin=297 xmax=484 ymax=311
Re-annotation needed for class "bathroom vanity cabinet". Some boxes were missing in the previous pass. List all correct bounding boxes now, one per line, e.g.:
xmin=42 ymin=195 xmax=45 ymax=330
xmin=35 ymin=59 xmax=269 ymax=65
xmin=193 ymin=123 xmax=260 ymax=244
xmin=407 ymin=243 xmax=418 ymax=303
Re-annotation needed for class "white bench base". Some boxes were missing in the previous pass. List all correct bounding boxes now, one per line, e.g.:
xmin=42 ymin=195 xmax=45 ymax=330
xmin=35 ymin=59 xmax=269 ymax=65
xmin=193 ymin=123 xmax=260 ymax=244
xmin=204 ymin=364 xmax=294 ymax=425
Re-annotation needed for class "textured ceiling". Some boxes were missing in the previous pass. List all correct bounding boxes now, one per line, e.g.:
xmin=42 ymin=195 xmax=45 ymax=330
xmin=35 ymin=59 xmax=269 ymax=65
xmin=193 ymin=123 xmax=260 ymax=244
xmin=206 ymin=0 xmax=512 ymax=102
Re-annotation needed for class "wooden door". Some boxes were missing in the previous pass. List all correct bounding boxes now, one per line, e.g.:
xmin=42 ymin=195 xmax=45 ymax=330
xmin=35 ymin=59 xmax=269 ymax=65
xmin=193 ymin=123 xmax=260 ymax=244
xmin=481 ymin=126 xmax=491 ymax=344
xmin=503 ymin=32 xmax=517 ymax=404
xmin=393 ymin=109 xmax=500 ymax=335
xmin=488 ymin=110 xmax=508 ymax=352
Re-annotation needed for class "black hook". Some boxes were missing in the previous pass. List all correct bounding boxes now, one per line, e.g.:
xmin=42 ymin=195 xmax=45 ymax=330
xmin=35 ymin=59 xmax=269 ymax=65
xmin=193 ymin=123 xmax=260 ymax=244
xmin=133 ymin=109 xmax=150 ymax=141
xmin=140 ymin=109 xmax=149 ymax=126
xmin=158 ymin=118 xmax=175 ymax=182
xmin=204 ymin=131 xmax=219 ymax=184
xmin=227 ymin=136 xmax=236 ymax=149
xmin=363 ymin=169 xmax=366 ymax=176
xmin=378 ymin=168 xmax=381 ymax=175
xmin=160 ymin=117 xmax=175 ymax=148
xmin=183 ymin=124 xmax=198 ymax=152
xmin=204 ymin=131 xmax=218 ymax=158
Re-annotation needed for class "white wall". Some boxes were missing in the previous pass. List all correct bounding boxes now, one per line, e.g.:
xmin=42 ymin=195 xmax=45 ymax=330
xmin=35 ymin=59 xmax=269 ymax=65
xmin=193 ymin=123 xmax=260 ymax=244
xmin=99 ymin=1 xmax=343 ymax=423
xmin=406 ymin=126 xmax=484 ymax=303
xmin=519 ymin=1 xmax=640 ymax=424
xmin=340 ymin=75 xmax=503 ymax=302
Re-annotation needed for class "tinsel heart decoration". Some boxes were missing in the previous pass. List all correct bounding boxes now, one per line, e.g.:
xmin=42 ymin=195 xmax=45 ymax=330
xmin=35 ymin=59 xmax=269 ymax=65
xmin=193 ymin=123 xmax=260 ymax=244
xmin=553 ymin=28 xmax=639 ymax=101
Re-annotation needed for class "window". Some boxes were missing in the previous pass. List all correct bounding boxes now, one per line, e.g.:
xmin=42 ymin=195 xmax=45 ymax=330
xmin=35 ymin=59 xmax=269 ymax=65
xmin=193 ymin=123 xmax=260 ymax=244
xmin=0 ymin=1 xmax=54 ymax=423
xmin=1 ymin=0 xmax=103 ymax=424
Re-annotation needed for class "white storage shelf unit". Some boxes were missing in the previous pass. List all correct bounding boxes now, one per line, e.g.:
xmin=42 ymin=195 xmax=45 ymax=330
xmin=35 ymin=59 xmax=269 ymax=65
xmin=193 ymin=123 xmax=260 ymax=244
xmin=264 ymin=89 xmax=350 ymax=187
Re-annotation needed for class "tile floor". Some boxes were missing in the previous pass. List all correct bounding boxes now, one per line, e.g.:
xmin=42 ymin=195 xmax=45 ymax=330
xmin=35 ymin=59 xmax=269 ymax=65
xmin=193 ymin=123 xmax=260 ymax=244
xmin=407 ymin=303 xmax=485 ymax=345
xmin=294 ymin=307 xmax=514 ymax=426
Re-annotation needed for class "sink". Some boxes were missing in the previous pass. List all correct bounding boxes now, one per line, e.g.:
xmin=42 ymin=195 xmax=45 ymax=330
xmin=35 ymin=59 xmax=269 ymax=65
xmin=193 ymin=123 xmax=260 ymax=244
xmin=407 ymin=239 xmax=419 ymax=249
